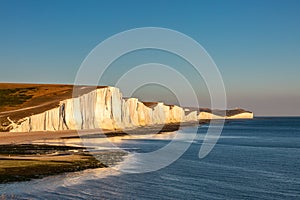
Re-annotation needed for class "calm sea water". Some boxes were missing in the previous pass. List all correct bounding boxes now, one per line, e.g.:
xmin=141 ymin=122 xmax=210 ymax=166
xmin=1 ymin=117 xmax=300 ymax=199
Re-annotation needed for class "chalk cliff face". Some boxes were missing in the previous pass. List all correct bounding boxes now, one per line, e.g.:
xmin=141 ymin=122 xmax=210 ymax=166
xmin=9 ymin=87 xmax=198 ymax=132
xmin=226 ymin=112 xmax=254 ymax=119
xmin=7 ymin=87 xmax=254 ymax=132
xmin=198 ymin=111 xmax=254 ymax=120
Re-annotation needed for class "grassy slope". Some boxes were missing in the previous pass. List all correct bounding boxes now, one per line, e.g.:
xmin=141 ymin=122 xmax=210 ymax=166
xmin=0 ymin=83 xmax=74 ymax=112
xmin=0 ymin=83 xmax=107 ymax=130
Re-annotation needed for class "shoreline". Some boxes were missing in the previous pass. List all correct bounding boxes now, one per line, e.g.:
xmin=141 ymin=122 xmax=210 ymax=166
xmin=0 ymin=121 xmax=201 ymax=145
xmin=0 ymin=121 xmax=200 ymax=184
xmin=0 ymin=144 xmax=105 ymax=183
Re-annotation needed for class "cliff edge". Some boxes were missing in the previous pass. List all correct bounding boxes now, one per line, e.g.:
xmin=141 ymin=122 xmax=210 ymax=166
xmin=0 ymin=84 xmax=253 ymax=132
xmin=198 ymin=108 xmax=254 ymax=120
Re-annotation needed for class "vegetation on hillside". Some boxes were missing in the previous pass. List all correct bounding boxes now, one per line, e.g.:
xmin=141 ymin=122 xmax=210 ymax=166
xmin=0 ymin=87 xmax=37 ymax=108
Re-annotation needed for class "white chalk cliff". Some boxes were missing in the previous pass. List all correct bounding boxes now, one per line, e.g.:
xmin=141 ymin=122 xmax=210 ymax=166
xmin=9 ymin=87 xmax=196 ymax=132
xmin=198 ymin=111 xmax=254 ymax=120
xmin=7 ymin=87 xmax=254 ymax=132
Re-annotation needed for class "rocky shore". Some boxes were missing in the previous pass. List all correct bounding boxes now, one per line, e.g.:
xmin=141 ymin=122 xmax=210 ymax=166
xmin=0 ymin=122 xmax=198 ymax=183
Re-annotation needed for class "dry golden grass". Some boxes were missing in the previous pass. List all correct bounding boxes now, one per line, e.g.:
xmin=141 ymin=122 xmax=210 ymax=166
xmin=0 ymin=83 xmax=107 ymax=129
xmin=0 ymin=83 xmax=74 ymax=112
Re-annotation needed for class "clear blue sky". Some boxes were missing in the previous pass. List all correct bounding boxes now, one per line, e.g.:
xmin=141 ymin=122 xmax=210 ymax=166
xmin=0 ymin=0 xmax=299 ymax=116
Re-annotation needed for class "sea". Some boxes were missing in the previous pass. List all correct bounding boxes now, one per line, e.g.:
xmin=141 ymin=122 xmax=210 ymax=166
xmin=0 ymin=117 xmax=300 ymax=199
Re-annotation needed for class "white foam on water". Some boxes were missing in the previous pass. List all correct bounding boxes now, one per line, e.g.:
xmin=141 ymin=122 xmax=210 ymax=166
xmin=0 ymin=167 xmax=122 ymax=196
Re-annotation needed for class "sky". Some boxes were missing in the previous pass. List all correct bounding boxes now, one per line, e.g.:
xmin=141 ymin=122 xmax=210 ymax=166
xmin=0 ymin=0 xmax=299 ymax=116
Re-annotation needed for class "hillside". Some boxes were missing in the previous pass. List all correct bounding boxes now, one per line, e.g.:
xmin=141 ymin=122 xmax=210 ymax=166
xmin=0 ymin=83 xmax=105 ymax=128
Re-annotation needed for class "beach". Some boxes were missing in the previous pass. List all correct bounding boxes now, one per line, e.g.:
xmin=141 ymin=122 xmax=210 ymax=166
xmin=1 ymin=118 xmax=299 ymax=199
xmin=0 ymin=122 xmax=198 ymax=183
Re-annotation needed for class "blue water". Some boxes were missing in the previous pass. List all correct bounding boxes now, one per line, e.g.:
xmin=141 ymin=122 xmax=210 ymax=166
xmin=1 ymin=117 xmax=300 ymax=199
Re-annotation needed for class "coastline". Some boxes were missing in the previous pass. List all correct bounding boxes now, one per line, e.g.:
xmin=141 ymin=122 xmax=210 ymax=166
xmin=0 ymin=84 xmax=252 ymax=184
xmin=0 ymin=122 xmax=199 ymax=183
xmin=0 ymin=145 xmax=105 ymax=183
